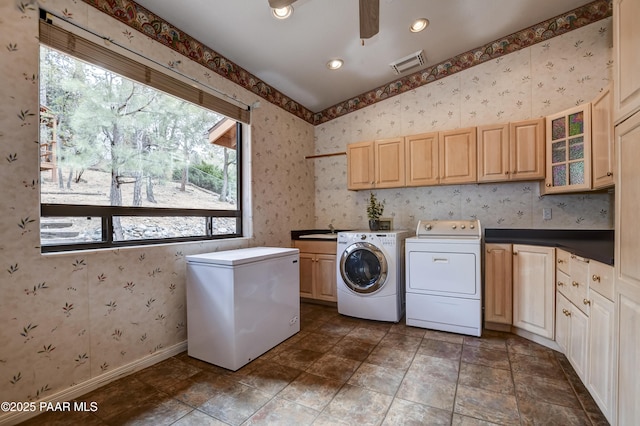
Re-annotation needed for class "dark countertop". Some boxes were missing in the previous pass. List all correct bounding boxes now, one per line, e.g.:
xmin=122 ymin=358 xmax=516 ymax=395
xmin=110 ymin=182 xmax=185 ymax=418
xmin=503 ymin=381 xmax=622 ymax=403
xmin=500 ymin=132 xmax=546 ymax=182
xmin=484 ymin=228 xmax=614 ymax=266
xmin=291 ymin=229 xmax=345 ymax=240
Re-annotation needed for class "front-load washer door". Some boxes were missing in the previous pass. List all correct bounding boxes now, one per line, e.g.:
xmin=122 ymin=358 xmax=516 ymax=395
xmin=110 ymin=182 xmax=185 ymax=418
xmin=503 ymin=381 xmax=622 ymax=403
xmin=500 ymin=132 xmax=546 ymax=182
xmin=340 ymin=242 xmax=388 ymax=294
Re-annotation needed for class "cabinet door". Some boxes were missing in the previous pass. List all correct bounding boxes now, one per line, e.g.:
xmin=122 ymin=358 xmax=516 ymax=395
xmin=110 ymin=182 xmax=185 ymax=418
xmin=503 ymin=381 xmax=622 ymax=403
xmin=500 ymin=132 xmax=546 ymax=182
xmin=510 ymin=118 xmax=545 ymax=181
xmin=587 ymin=290 xmax=614 ymax=423
xmin=542 ymin=104 xmax=592 ymax=194
xmin=375 ymin=137 xmax=405 ymax=188
xmin=615 ymin=110 xmax=640 ymax=425
xmin=512 ymin=245 xmax=555 ymax=339
xmin=347 ymin=141 xmax=374 ymax=190
xmin=592 ymin=84 xmax=615 ymax=189
xmin=405 ymin=132 xmax=439 ymax=186
xmin=315 ymin=254 xmax=337 ymax=302
xmin=484 ymin=243 xmax=513 ymax=325
xmin=298 ymin=252 xmax=315 ymax=298
xmin=567 ymin=304 xmax=589 ymax=382
xmin=613 ymin=0 xmax=640 ymax=122
xmin=556 ymin=292 xmax=571 ymax=353
xmin=439 ymin=127 xmax=477 ymax=184
xmin=477 ymin=124 xmax=509 ymax=183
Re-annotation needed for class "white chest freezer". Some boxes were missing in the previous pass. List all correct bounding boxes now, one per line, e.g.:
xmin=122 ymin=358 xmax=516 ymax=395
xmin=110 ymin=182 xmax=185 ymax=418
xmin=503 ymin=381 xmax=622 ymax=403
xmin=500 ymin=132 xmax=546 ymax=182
xmin=186 ymin=247 xmax=300 ymax=371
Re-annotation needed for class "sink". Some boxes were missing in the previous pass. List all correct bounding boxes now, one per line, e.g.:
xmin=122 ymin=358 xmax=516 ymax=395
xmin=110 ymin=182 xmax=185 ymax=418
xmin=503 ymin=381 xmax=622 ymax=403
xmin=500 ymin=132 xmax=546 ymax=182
xmin=299 ymin=233 xmax=338 ymax=240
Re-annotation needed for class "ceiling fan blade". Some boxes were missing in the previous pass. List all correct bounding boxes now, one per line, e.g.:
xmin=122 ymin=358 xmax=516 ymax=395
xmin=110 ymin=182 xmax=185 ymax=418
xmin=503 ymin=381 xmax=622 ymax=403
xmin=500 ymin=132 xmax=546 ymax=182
xmin=269 ymin=0 xmax=296 ymax=8
xmin=359 ymin=0 xmax=380 ymax=39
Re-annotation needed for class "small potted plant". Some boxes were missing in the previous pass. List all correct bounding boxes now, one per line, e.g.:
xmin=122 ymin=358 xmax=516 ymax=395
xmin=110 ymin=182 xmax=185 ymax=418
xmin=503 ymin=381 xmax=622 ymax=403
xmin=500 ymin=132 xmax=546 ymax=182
xmin=367 ymin=192 xmax=385 ymax=231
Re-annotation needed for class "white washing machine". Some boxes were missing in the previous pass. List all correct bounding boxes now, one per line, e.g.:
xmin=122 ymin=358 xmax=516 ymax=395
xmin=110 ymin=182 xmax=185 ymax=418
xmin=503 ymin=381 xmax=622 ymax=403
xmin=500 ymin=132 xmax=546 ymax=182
xmin=336 ymin=230 xmax=411 ymax=322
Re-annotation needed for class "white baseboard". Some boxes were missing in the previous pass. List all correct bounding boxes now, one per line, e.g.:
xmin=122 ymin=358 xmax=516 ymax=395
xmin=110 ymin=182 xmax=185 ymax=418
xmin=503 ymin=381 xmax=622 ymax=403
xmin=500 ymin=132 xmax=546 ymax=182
xmin=0 ymin=341 xmax=187 ymax=426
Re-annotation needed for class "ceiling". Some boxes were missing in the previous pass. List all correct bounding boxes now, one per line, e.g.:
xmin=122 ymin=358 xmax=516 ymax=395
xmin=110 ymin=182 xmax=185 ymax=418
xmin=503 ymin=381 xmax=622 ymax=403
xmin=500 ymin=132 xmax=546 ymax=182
xmin=134 ymin=0 xmax=594 ymax=113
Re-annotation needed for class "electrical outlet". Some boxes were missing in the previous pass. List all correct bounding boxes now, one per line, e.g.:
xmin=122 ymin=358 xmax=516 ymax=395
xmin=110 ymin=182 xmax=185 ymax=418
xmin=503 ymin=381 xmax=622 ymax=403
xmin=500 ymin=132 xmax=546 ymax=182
xmin=543 ymin=208 xmax=552 ymax=220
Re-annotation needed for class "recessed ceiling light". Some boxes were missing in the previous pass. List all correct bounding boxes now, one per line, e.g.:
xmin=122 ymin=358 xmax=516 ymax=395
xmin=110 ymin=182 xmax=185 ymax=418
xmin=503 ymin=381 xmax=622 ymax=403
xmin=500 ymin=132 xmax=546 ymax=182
xmin=272 ymin=6 xmax=293 ymax=19
xmin=327 ymin=59 xmax=344 ymax=70
xmin=410 ymin=18 xmax=429 ymax=33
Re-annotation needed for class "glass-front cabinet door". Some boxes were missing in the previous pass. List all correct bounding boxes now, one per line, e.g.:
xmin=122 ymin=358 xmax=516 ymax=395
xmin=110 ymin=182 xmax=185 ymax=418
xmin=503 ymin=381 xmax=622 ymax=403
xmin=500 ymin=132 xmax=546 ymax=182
xmin=542 ymin=103 xmax=592 ymax=194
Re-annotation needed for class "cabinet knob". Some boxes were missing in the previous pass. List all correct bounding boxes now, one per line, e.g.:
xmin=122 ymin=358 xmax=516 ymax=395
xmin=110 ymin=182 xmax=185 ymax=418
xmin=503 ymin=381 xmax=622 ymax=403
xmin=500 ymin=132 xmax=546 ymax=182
xmin=557 ymin=259 xmax=565 ymax=264
xmin=557 ymin=281 xmax=564 ymax=287
xmin=505 ymin=171 xmax=509 ymax=175
xmin=562 ymin=309 xmax=571 ymax=317
xmin=572 ymin=281 xmax=580 ymax=287
xmin=513 ymin=252 xmax=518 ymax=256
xmin=546 ymin=183 xmax=551 ymax=187
xmin=583 ymin=298 xmax=591 ymax=306
xmin=607 ymin=172 xmax=613 ymax=177
xmin=592 ymin=274 xmax=601 ymax=282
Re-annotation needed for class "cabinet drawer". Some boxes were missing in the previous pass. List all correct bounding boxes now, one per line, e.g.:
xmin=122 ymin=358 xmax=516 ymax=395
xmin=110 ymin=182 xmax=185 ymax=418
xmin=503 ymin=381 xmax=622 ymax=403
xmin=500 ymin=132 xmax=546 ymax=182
xmin=293 ymin=240 xmax=337 ymax=255
xmin=556 ymin=249 xmax=571 ymax=275
xmin=589 ymin=260 xmax=614 ymax=301
xmin=569 ymin=255 xmax=590 ymax=315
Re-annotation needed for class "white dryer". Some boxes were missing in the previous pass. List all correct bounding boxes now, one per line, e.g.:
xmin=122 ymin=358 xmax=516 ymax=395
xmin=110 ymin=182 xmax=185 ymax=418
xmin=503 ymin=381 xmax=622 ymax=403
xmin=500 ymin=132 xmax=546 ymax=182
xmin=336 ymin=230 xmax=411 ymax=322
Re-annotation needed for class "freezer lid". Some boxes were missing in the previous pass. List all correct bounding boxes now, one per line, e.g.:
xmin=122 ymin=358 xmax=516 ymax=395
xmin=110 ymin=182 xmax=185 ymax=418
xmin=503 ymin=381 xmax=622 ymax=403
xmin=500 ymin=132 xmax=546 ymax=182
xmin=186 ymin=247 xmax=299 ymax=266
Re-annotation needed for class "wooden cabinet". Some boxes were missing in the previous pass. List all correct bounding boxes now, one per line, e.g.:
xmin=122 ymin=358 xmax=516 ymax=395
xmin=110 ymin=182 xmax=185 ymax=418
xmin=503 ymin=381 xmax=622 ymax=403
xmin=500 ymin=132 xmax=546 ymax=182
xmin=614 ymin=108 xmax=640 ymax=425
xmin=347 ymin=141 xmax=375 ymax=190
xmin=542 ymin=103 xmax=592 ymax=194
xmin=512 ymin=244 xmax=555 ymax=339
xmin=347 ymin=138 xmax=404 ymax=190
xmin=613 ymin=0 xmax=640 ymax=122
xmin=484 ymin=243 xmax=513 ymax=327
xmin=477 ymin=119 xmax=544 ymax=183
xmin=293 ymin=240 xmax=337 ymax=302
xmin=591 ymin=84 xmax=615 ymax=189
xmin=587 ymin=285 xmax=615 ymax=422
xmin=405 ymin=132 xmax=439 ymax=187
xmin=375 ymin=137 xmax=405 ymax=188
xmin=439 ymin=127 xmax=477 ymax=184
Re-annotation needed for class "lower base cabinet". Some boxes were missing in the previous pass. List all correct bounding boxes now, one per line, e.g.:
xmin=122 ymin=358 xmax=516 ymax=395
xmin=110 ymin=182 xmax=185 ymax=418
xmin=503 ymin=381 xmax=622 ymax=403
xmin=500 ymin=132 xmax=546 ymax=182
xmin=587 ymin=289 xmax=614 ymax=422
xmin=293 ymin=240 xmax=337 ymax=302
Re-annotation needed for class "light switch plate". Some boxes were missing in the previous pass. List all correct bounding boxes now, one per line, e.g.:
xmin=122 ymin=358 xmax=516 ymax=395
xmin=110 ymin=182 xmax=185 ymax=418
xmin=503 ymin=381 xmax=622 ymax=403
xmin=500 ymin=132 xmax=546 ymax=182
xmin=543 ymin=208 xmax=552 ymax=220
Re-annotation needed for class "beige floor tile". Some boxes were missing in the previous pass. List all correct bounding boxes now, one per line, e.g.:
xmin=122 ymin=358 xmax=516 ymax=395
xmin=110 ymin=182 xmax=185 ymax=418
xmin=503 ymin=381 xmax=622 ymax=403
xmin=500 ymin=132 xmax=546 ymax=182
xmin=461 ymin=345 xmax=511 ymax=370
xmin=509 ymin=351 xmax=564 ymax=379
xmin=463 ymin=335 xmax=508 ymax=352
xmin=517 ymin=396 xmax=592 ymax=425
xmin=378 ymin=332 xmax=422 ymax=352
xmin=417 ymin=338 xmax=463 ymax=360
xmin=198 ymin=383 xmax=271 ymax=426
xmin=279 ymin=372 xmax=343 ymax=411
xmin=513 ymin=372 xmax=582 ymax=409
xmin=396 ymin=375 xmax=457 ymax=411
xmin=408 ymin=353 xmax=460 ymax=382
xmin=347 ymin=362 xmax=406 ymax=396
xmin=294 ymin=332 xmax=342 ymax=353
xmin=306 ymin=353 xmax=361 ymax=382
xmin=454 ymin=384 xmax=520 ymax=425
xmin=323 ymin=384 xmax=393 ymax=425
xmin=236 ymin=360 xmax=302 ymax=397
xmin=244 ymin=397 xmax=318 ymax=425
xmin=171 ymin=409 xmax=228 ymax=425
xmin=457 ymin=362 xmax=514 ymax=395
xmin=328 ymin=336 xmax=376 ymax=361
xmin=365 ymin=345 xmax=416 ymax=370
xmin=382 ymin=398 xmax=451 ymax=425
xmin=345 ymin=326 xmax=388 ymax=345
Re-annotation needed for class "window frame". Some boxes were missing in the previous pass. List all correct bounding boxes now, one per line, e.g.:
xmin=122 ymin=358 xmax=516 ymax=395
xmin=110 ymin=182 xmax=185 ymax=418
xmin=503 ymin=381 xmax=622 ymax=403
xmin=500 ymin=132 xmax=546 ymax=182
xmin=39 ymin=12 xmax=246 ymax=253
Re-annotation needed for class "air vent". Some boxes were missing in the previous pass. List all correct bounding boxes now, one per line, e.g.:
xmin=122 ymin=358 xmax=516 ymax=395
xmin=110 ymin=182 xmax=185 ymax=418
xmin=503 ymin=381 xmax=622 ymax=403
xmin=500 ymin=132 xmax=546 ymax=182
xmin=389 ymin=50 xmax=426 ymax=75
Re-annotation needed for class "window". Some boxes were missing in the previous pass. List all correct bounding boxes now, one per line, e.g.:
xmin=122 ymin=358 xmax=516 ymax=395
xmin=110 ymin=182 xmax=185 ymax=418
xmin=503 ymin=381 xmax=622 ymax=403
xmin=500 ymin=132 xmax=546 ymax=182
xmin=39 ymin=18 xmax=248 ymax=252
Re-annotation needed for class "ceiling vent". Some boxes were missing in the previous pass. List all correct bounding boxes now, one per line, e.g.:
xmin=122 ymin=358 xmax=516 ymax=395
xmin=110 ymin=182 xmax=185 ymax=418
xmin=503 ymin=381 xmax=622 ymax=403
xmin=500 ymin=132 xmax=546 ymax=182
xmin=389 ymin=50 xmax=426 ymax=75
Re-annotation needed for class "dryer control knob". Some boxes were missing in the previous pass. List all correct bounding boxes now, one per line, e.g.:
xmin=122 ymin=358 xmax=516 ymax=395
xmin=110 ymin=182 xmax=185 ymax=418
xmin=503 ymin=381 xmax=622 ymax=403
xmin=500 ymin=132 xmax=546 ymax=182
xmin=470 ymin=224 xmax=475 ymax=229
xmin=360 ymin=234 xmax=367 ymax=240
xmin=425 ymin=224 xmax=432 ymax=230
xmin=452 ymin=224 xmax=457 ymax=229
xmin=461 ymin=225 xmax=466 ymax=229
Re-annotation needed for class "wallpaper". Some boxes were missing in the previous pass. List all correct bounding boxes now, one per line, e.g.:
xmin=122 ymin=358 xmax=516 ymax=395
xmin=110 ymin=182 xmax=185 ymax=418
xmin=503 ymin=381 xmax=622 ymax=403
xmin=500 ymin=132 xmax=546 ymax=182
xmin=314 ymin=18 xmax=614 ymax=231
xmin=0 ymin=0 xmax=315 ymax=420
xmin=0 ymin=0 xmax=614 ymax=421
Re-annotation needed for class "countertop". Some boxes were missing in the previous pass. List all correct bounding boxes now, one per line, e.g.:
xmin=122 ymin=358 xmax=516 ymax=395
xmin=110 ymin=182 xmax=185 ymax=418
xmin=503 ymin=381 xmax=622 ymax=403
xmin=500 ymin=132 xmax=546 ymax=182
xmin=484 ymin=228 xmax=614 ymax=266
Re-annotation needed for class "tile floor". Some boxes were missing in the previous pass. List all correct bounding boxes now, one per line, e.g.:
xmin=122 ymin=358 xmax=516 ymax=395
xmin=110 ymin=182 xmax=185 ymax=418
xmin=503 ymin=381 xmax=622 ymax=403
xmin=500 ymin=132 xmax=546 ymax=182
xmin=23 ymin=302 xmax=608 ymax=425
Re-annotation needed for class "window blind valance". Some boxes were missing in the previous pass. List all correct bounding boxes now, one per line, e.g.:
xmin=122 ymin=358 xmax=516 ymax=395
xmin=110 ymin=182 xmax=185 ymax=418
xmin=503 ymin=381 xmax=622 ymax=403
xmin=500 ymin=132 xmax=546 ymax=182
xmin=39 ymin=18 xmax=250 ymax=124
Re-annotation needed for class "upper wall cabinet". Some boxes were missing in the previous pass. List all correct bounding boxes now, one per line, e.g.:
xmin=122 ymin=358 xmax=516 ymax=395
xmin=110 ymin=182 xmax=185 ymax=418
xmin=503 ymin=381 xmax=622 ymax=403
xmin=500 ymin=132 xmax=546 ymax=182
xmin=592 ymin=83 xmax=615 ymax=189
xmin=613 ymin=0 xmax=640 ymax=123
xmin=477 ymin=118 xmax=545 ymax=183
xmin=347 ymin=140 xmax=375 ymax=190
xmin=405 ymin=132 xmax=439 ymax=187
xmin=439 ymin=127 xmax=477 ymax=185
xmin=542 ymin=103 xmax=592 ymax=194
xmin=347 ymin=138 xmax=405 ymax=190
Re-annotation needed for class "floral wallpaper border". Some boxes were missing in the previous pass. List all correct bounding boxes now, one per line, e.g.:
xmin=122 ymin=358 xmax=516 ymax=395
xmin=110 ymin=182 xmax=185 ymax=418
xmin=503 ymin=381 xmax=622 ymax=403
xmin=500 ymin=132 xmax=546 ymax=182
xmin=81 ymin=0 xmax=612 ymax=125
